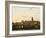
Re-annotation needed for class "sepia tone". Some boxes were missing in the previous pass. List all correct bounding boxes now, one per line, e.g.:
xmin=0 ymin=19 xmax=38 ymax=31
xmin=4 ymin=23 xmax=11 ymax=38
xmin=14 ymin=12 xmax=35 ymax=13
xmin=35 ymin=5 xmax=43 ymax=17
xmin=12 ymin=6 xmax=40 ymax=30
xmin=12 ymin=17 xmax=40 ymax=30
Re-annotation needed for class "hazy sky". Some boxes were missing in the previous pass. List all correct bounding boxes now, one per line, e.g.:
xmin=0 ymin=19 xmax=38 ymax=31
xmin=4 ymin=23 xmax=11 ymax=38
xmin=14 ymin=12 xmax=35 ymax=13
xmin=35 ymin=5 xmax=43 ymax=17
xmin=12 ymin=6 xmax=40 ymax=22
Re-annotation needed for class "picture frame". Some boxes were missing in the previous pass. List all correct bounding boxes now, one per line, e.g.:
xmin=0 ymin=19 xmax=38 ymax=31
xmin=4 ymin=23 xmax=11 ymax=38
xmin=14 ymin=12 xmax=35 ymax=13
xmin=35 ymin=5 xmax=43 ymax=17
xmin=5 ymin=1 xmax=45 ymax=37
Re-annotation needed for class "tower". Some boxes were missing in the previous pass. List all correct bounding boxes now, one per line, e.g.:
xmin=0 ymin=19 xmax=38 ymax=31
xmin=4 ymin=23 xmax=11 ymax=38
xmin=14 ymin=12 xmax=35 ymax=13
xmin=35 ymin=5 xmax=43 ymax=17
xmin=32 ymin=17 xmax=33 ymax=21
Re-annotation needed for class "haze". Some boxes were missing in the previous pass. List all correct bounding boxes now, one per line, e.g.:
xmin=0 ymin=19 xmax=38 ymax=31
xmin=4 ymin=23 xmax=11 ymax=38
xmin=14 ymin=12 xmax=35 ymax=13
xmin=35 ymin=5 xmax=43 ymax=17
xmin=12 ymin=6 xmax=40 ymax=23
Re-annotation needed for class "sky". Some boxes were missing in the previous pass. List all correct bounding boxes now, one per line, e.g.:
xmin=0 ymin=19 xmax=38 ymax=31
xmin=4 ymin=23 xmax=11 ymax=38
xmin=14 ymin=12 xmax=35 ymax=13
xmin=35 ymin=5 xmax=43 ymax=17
xmin=12 ymin=6 xmax=40 ymax=22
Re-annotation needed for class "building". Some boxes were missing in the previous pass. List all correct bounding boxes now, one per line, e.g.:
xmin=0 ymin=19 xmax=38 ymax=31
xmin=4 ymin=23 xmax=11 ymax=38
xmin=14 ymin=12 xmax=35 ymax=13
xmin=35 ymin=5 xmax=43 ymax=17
xmin=12 ymin=17 xmax=40 ymax=30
